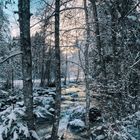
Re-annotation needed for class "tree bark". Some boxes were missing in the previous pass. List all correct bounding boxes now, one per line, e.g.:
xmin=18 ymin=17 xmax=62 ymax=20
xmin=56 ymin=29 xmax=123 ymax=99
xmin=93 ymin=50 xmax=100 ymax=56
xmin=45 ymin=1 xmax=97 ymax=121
xmin=40 ymin=17 xmax=48 ymax=87
xmin=40 ymin=43 xmax=46 ymax=87
xmin=90 ymin=0 xmax=107 ymax=87
xmin=11 ymin=67 xmax=14 ymax=92
xmin=64 ymin=49 xmax=67 ymax=85
xmin=111 ymin=6 xmax=119 ymax=81
xmin=18 ymin=0 xmax=35 ymax=131
xmin=84 ymin=0 xmax=90 ymax=138
xmin=51 ymin=0 xmax=61 ymax=139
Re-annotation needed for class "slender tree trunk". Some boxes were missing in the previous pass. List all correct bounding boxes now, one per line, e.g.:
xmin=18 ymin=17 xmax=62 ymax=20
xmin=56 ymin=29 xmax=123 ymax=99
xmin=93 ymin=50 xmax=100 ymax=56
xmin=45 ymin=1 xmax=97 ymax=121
xmin=47 ymin=60 xmax=51 ymax=86
xmin=40 ymin=44 xmax=45 ymax=87
xmin=11 ymin=67 xmax=14 ymax=92
xmin=18 ymin=0 xmax=35 ymax=131
xmin=64 ymin=49 xmax=67 ymax=85
xmin=90 ymin=0 xmax=102 ymax=58
xmin=51 ymin=0 xmax=61 ymax=139
xmin=84 ymin=0 xmax=90 ymax=138
xmin=111 ymin=6 xmax=119 ymax=81
xmin=90 ymin=0 xmax=107 ymax=88
xmin=40 ymin=22 xmax=47 ymax=87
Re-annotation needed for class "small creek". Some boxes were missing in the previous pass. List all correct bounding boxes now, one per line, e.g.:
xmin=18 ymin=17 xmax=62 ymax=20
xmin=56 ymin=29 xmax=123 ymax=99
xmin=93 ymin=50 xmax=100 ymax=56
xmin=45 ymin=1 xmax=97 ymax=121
xmin=36 ymin=83 xmax=89 ymax=140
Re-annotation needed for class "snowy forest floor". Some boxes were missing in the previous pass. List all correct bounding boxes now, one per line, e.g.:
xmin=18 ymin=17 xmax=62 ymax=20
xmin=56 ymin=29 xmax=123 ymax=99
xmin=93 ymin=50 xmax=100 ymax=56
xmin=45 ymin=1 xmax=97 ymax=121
xmin=0 ymin=82 xmax=139 ymax=140
xmin=36 ymin=83 xmax=90 ymax=140
xmin=35 ymin=83 xmax=140 ymax=140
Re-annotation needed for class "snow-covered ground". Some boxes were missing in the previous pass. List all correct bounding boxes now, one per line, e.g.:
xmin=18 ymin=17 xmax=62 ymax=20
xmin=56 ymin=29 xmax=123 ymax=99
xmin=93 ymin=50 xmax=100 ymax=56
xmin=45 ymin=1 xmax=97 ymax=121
xmin=13 ymin=77 xmax=84 ymax=89
xmin=0 ymin=82 xmax=139 ymax=140
xmin=35 ymin=83 xmax=86 ymax=139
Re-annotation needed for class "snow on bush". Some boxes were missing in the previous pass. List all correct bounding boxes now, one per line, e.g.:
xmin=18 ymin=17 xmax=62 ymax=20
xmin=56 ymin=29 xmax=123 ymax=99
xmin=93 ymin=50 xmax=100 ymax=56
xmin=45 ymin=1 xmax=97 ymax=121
xmin=69 ymin=106 xmax=86 ymax=122
xmin=0 ymin=88 xmax=56 ymax=140
xmin=0 ymin=105 xmax=39 ymax=140
xmin=69 ymin=119 xmax=85 ymax=127
xmin=34 ymin=106 xmax=53 ymax=118
xmin=91 ymin=111 xmax=140 ymax=140
xmin=33 ymin=95 xmax=55 ymax=122
xmin=34 ymin=96 xmax=55 ymax=107
xmin=33 ymin=87 xmax=56 ymax=97
xmin=68 ymin=119 xmax=86 ymax=133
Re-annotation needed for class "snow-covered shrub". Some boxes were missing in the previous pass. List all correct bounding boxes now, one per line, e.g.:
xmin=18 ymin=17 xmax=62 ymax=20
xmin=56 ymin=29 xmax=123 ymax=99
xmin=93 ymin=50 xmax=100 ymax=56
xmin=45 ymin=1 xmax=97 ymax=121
xmin=0 ymin=106 xmax=39 ymax=140
xmin=91 ymin=111 xmax=140 ymax=140
xmin=69 ymin=106 xmax=102 ymax=124
xmin=69 ymin=106 xmax=86 ymax=122
xmin=33 ymin=88 xmax=56 ymax=98
xmin=34 ymin=95 xmax=55 ymax=123
xmin=34 ymin=106 xmax=54 ymax=123
xmin=34 ymin=96 xmax=55 ymax=107
xmin=68 ymin=119 xmax=86 ymax=133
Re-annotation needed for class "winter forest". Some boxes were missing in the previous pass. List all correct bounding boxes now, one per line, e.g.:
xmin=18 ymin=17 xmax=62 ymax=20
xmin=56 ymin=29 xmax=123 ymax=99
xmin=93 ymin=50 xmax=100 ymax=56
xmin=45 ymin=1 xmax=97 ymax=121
xmin=0 ymin=0 xmax=140 ymax=140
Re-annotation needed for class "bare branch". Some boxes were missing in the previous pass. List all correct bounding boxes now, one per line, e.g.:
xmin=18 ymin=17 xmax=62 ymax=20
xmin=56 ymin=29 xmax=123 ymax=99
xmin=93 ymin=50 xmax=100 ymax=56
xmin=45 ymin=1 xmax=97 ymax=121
xmin=30 ymin=7 xmax=84 ymax=29
xmin=0 ymin=51 xmax=22 ymax=64
xmin=62 ymin=60 xmax=84 ymax=69
xmin=130 ymin=59 xmax=140 ymax=68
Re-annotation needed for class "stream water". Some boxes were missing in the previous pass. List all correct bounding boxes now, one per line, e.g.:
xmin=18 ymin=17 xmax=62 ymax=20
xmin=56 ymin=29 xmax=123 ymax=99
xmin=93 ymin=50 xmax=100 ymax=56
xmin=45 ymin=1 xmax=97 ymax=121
xmin=36 ymin=83 xmax=89 ymax=140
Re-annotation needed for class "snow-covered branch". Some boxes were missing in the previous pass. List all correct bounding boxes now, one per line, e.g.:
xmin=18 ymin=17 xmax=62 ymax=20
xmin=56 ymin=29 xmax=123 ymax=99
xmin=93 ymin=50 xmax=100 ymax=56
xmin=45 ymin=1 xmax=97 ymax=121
xmin=130 ymin=59 xmax=140 ymax=68
xmin=0 ymin=51 xmax=22 ymax=64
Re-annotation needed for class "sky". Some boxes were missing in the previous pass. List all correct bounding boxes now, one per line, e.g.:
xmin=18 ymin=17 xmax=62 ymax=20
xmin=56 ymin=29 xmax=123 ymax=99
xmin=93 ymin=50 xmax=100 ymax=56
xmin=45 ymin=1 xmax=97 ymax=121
xmin=3 ymin=0 xmax=42 ymax=37
xmin=3 ymin=0 xmax=84 ymax=38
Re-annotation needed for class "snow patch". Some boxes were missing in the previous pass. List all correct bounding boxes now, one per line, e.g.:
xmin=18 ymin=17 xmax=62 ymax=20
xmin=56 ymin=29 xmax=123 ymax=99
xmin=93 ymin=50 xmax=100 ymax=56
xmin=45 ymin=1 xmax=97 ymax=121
xmin=69 ymin=119 xmax=85 ymax=127
xmin=127 ymin=16 xmax=137 ymax=21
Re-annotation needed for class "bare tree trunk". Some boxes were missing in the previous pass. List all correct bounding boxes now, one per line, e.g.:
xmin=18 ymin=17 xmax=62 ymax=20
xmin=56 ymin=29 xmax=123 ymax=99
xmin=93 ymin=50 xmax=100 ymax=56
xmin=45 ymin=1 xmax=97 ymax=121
xmin=18 ymin=0 xmax=35 ymax=131
xmin=90 ymin=0 xmax=107 ymax=88
xmin=111 ymin=6 xmax=119 ymax=81
xmin=84 ymin=0 xmax=90 ymax=138
xmin=40 ymin=44 xmax=45 ymax=87
xmin=51 ymin=0 xmax=61 ymax=139
xmin=40 ymin=21 xmax=47 ymax=87
xmin=5 ymin=61 xmax=11 ymax=90
xmin=64 ymin=49 xmax=67 ymax=85
xmin=11 ymin=67 xmax=14 ymax=92
xmin=46 ymin=58 xmax=51 ymax=86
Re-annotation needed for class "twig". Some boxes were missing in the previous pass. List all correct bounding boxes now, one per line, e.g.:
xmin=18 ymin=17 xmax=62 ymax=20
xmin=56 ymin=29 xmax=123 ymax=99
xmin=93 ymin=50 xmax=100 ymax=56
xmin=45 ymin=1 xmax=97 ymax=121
xmin=0 ymin=51 xmax=22 ymax=64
